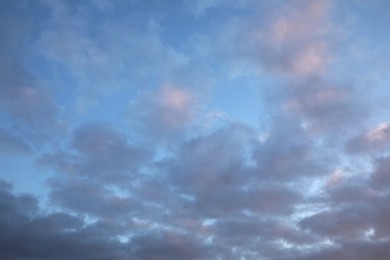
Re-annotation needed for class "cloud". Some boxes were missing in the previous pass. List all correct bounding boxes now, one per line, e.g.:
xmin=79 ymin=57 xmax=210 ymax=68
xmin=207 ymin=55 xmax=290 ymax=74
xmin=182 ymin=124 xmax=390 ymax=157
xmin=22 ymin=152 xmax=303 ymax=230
xmin=0 ymin=3 xmax=64 ymax=148
xmin=0 ymin=180 xmax=130 ymax=259
xmin=161 ymin=123 xmax=255 ymax=192
xmin=293 ymin=239 xmax=390 ymax=260
xmin=127 ymin=84 xmax=200 ymax=142
xmin=283 ymin=79 xmax=366 ymax=132
xmin=252 ymin=116 xmax=331 ymax=181
xmin=2 ymin=0 xmax=390 ymax=259
xmin=130 ymin=231 xmax=208 ymax=259
xmin=37 ymin=0 xmax=189 ymax=105
xmin=262 ymin=0 xmax=332 ymax=76
xmin=370 ymin=155 xmax=390 ymax=191
xmin=346 ymin=122 xmax=390 ymax=153
xmin=200 ymin=0 xmax=333 ymax=78
xmin=300 ymin=205 xmax=374 ymax=240
xmin=48 ymin=179 xmax=136 ymax=221
xmin=39 ymin=121 xmax=151 ymax=183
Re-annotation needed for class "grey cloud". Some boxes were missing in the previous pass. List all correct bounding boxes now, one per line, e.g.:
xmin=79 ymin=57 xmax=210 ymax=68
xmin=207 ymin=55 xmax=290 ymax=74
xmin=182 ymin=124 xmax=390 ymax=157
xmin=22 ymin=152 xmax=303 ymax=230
xmin=164 ymin=123 xmax=255 ymax=193
xmin=300 ymin=191 xmax=390 ymax=241
xmin=0 ymin=180 xmax=131 ymax=260
xmin=39 ymin=121 xmax=151 ymax=183
xmin=346 ymin=122 xmax=390 ymax=153
xmin=370 ymin=155 xmax=390 ymax=191
xmin=0 ymin=179 xmax=210 ymax=259
xmin=300 ymin=204 xmax=374 ymax=240
xmin=130 ymin=231 xmax=209 ymax=260
xmin=211 ymin=215 xmax=316 ymax=244
xmin=192 ymin=185 xmax=302 ymax=218
xmin=326 ymin=182 xmax=374 ymax=205
xmin=39 ymin=122 xmax=313 ymax=257
xmin=253 ymin=116 xmax=330 ymax=181
xmin=283 ymin=78 xmax=368 ymax=132
xmin=293 ymin=240 xmax=390 ymax=260
xmin=48 ymin=179 xmax=136 ymax=221
xmin=155 ymin=123 xmax=305 ymax=218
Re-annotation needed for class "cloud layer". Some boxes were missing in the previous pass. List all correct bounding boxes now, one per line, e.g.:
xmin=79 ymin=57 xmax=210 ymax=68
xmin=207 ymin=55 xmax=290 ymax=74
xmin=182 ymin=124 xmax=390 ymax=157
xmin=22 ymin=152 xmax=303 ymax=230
xmin=1 ymin=0 xmax=390 ymax=259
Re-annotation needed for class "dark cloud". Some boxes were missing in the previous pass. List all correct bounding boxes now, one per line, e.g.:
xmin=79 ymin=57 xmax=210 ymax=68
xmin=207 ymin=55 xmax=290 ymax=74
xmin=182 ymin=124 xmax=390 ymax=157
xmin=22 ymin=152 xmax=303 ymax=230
xmin=0 ymin=180 xmax=132 ymax=260
xmin=130 ymin=231 xmax=209 ymax=260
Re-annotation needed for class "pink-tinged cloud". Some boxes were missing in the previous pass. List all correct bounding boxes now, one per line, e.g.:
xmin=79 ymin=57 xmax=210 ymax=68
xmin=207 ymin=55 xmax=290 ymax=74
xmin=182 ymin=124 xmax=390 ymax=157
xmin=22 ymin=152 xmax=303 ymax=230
xmin=367 ymin=122 xmax=390 ymax=141
xmin=158 ymin=85 xmax=196 ymax=127
xmin=326 ymin=168 xmax=346 ymax=187
xmin=264 ymin=0 xmax=332 ymax=76
xmin=347 ymin=122 xmax=390 ymax=153
xmin=128 ymin=84 xmax=199 ymax=141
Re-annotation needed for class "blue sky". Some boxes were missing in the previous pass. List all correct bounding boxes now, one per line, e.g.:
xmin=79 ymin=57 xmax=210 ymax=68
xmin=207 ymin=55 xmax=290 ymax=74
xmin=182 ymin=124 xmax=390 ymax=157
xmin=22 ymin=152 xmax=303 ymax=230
xmin=1 ymin=0 xmax=390 ymax=259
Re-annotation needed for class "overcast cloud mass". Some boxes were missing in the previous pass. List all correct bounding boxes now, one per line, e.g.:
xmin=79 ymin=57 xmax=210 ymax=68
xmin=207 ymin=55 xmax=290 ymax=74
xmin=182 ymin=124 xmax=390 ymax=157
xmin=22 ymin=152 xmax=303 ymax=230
xmin=1 ymin=0 xmax=390 ymax=259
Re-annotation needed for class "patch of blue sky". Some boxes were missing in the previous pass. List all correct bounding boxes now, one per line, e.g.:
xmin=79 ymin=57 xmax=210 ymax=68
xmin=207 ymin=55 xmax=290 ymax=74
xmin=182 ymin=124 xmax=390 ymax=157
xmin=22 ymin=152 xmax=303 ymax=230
xmin=209 ymin=75 xmax=267 ymax=129
xmin=0 ymin=153 xmax=51 ymax=201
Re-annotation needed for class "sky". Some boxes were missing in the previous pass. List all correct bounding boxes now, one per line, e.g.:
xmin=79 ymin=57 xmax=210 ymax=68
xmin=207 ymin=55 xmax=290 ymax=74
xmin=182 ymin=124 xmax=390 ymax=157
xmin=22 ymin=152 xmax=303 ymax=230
xmin=1 ymin=0 xmax=390 ymax=259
